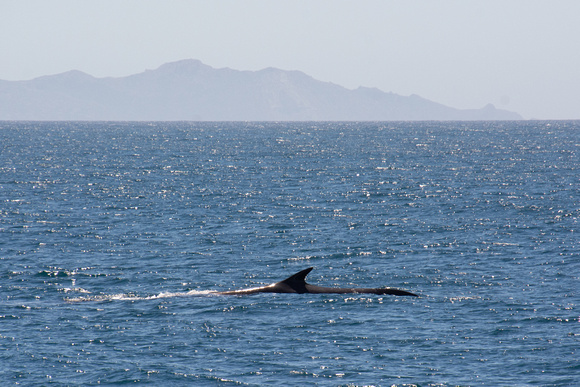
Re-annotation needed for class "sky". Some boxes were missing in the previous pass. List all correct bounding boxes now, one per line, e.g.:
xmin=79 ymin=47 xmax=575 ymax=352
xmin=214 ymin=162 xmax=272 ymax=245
xmin=1 ymin=0 xmax=579 ymax=119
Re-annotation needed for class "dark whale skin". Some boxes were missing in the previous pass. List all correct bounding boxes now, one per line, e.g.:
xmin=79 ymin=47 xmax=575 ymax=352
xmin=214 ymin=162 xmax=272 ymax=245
xmin=215 ymin=267 xmax=419 ymax=297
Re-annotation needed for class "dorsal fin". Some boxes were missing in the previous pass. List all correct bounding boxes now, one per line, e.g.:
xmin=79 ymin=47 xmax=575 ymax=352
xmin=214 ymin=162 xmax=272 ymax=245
xmin=278 ymin=267 xmax=313 ymax=293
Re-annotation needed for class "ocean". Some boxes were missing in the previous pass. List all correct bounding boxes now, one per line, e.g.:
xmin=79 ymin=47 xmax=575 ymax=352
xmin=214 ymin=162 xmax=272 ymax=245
xmin=1 ymin=121 xmax=578 ymax=386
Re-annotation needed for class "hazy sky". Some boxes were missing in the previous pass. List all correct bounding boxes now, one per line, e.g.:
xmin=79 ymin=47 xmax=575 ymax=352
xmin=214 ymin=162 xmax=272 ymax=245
xmin=2 ymin=0 xmax=579 ymax=119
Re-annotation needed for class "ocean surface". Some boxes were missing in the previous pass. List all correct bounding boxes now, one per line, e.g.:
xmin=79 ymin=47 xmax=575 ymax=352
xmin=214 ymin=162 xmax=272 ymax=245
xmin=1 ymin=121 xmax=578 ymax=386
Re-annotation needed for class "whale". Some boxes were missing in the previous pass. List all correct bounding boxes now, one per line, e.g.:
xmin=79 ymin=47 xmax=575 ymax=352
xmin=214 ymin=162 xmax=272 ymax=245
xmin=214 ymin=267 xmax=418 ymax=297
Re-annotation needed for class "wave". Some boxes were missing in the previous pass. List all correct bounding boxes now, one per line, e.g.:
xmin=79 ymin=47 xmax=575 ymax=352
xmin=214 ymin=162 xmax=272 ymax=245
xmin=65 ymin=289 xmax=216 ymax=303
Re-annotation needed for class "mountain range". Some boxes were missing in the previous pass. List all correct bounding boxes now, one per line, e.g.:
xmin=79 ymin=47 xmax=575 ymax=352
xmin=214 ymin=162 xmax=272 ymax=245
xmin=0 ymin=59 xmax=521 ymax=121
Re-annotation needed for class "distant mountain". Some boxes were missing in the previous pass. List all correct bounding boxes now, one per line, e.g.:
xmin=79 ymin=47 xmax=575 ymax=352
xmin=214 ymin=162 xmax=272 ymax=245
xmin=0 ymin=59 xmax=521 ymax=121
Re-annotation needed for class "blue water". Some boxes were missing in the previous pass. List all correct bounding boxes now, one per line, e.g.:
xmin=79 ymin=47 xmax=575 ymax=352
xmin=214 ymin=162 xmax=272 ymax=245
xmin=1 ymin=121 xmax=578 ymax=386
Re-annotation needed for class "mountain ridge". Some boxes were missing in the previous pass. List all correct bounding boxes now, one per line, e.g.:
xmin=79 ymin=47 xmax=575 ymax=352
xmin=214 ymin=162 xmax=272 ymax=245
xmin=0 ymin=59 xmax=522 ymax=121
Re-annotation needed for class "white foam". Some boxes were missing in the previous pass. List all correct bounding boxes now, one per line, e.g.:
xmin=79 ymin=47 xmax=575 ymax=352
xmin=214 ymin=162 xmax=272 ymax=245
xmin=65 ymin=289 xmax=215 ymax=303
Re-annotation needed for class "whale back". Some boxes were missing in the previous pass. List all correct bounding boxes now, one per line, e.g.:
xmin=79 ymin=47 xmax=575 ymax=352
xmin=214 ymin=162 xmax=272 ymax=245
xmin=216 ymin=267 xmax=418 ymax=296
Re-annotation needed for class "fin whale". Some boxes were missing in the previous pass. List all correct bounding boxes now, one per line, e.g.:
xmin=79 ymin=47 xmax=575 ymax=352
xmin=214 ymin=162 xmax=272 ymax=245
xmin=214 ymin=267 xmax=418 ymax=297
